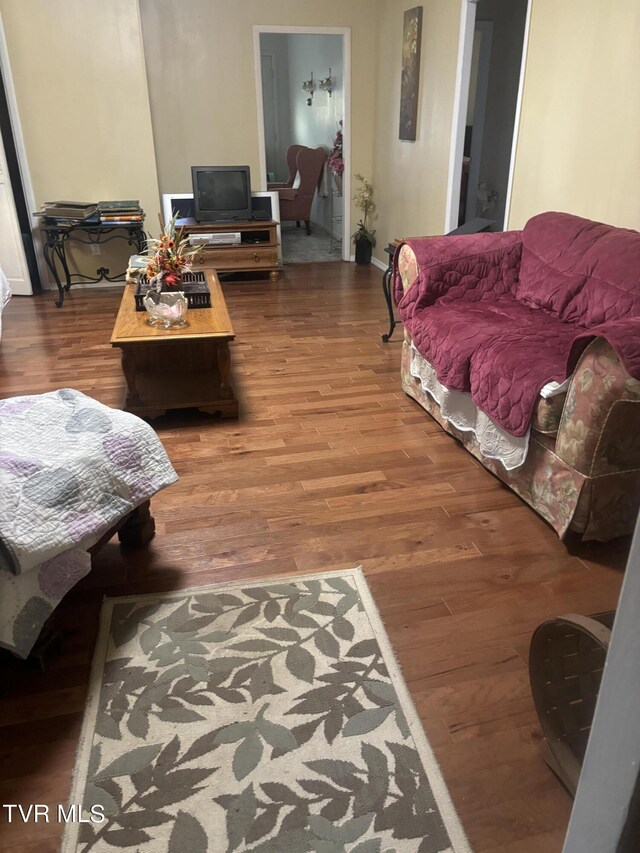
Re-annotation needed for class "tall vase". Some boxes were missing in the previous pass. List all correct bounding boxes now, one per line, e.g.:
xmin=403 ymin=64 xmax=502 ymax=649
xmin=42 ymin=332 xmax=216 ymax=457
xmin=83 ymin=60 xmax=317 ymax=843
xmin=333 ymin=172 xmax=343 ymax=196
xmin=355 ymin=238 xmax=372 ymax=265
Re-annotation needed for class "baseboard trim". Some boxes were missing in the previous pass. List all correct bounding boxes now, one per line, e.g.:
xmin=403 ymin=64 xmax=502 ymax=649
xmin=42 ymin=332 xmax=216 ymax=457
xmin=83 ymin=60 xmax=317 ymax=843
xmin=347 ymin=255 xmax=387 ymax=272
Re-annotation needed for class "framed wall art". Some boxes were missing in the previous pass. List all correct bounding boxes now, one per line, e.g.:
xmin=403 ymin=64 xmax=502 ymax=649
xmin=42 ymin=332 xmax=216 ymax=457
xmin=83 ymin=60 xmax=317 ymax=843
xmin=399 ymin=6 xmax=423 ymax=141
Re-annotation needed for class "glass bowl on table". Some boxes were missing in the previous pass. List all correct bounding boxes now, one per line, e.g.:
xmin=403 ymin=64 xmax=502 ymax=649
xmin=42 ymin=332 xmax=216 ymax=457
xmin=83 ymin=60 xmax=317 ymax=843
xmin=143 ymin=289 xmax=188 ymax=329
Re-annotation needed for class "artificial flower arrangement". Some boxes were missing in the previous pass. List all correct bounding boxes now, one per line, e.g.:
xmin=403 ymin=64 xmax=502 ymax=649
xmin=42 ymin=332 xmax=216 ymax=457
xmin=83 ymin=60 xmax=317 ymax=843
xmin=141 ymin=214 xmax=200 ymax=290
xmin=327 ymin=120 xmax=344 ymax=175
xmin=352 ymin=173 xmax=376 ymax=247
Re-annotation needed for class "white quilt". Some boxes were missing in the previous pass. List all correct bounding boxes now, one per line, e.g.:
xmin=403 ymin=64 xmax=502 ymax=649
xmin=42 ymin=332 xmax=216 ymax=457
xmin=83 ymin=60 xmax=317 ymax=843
xmin=0 ymin=389 xmax=177 ymax=657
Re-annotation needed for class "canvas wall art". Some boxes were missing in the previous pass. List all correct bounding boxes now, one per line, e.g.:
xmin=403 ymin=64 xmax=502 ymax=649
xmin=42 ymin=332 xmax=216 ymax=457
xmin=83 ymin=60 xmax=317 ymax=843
xmin=399 ymin=6 xmax=423 ymax=141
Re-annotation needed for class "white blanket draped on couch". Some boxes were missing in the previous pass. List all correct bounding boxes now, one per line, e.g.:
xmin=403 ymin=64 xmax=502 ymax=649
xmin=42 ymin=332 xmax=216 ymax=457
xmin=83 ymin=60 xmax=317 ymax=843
xmin=409 ymin=343 xmax=570 ymax=470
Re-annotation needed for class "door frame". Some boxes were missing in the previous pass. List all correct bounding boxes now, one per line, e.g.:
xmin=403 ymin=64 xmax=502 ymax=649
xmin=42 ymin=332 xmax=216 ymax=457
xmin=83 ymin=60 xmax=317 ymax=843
xmin=0 ymin=12 xmax=46 ymax=291
xmin=253 ymin=25 xmax=351 ymax=262
xmin=444 ymin=0 xmax=532 ymax=233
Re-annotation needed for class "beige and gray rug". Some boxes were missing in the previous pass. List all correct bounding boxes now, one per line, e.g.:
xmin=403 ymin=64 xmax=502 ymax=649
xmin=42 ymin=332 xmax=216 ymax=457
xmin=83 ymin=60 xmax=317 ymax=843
xmin=63 ymin=568 xmax=470 ymax=852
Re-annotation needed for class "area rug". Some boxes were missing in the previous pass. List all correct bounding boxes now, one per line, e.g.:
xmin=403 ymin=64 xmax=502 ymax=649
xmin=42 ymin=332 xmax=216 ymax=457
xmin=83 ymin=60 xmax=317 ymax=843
xmin=281 ymin=222 xmax=342 ymax=263
xmin=63 ymin=568 xmax=470 ymax=852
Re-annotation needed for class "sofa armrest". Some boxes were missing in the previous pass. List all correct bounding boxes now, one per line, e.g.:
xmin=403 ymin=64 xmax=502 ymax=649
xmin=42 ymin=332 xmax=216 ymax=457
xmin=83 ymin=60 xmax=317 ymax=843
xmin=393 ymin=230 xmax=522 ymax=314
xmin=555 ymin=338 xmax=640 ymax=475
xmin=396 ymin=244 xmax=419 ymax=294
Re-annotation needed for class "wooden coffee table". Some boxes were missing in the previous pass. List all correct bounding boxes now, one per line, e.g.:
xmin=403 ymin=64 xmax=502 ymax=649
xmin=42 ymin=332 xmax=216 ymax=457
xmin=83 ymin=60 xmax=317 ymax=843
xmin=110 ymin=269 xmax=238 ymax=419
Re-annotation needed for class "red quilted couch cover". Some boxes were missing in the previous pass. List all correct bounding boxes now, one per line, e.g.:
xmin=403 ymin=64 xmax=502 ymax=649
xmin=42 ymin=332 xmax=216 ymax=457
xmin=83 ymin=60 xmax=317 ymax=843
xmin=393 ymin=212 xmax=640 ymax=436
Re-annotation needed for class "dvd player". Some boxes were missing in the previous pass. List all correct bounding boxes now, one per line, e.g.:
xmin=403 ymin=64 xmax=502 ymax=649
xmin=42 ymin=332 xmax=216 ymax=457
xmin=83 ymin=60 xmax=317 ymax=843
xmin=188 ymin=232 xmax=241 ymax=247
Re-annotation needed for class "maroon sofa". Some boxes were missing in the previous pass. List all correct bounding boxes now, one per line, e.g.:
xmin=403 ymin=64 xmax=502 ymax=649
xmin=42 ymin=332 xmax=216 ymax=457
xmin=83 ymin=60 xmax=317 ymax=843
xmin=393 ymin=212 xmax=640 ymax=541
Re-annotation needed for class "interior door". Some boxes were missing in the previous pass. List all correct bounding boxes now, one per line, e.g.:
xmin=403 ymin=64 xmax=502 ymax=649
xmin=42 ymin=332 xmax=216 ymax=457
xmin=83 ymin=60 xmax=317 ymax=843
xmin=260 ymin=54 xmax=280 ymax=182
xmin=464 ymin=21 xmax=493 ymax=223
xmin=0 ymin=124 xmax=31 ymax=294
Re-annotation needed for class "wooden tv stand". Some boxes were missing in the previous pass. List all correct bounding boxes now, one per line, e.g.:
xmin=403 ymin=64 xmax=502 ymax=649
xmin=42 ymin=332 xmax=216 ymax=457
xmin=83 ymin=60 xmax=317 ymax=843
xmin=177 ymin=218 xmax=280 ymax=280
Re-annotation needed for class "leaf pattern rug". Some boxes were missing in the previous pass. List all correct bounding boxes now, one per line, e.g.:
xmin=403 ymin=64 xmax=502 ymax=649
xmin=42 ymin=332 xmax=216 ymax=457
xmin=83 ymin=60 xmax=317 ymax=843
xmin=63 ymin=568 xmax=470 ymax=852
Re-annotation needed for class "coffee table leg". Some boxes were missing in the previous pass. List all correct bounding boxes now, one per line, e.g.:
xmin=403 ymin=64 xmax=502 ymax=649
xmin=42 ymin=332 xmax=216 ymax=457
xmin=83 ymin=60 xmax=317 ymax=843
xmin=198 ymin=343 xmax=238 ymax=417
xmin=217 ymin=343 xmax=232 ymax=390
xmin=121 ymin=348 xmax=142 ymax=410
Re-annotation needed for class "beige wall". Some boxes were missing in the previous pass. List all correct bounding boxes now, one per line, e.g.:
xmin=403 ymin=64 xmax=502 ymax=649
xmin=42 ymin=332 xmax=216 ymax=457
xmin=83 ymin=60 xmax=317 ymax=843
xmin=3 ymin=0 xmax=638 ymax=288
xmin=0 ymin=0 xmax=160 ymax=278
xmin=372 ymin=0 xmax=460 ymax=262
xmin=508 ymin=0 xmax=640 ymax=230
xmin=373 ymin=0 xmax=640 ymax=253
xmin=139 ymin=0 xmax=379 ymax=237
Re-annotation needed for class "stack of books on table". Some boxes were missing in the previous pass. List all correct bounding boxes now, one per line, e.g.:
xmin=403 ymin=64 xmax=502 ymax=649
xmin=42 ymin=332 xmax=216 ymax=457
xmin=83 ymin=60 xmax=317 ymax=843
xmin=35 ymin=201 xmax=100 ymax=226
xmin=98 ymin=200 xmax=144 ymax=224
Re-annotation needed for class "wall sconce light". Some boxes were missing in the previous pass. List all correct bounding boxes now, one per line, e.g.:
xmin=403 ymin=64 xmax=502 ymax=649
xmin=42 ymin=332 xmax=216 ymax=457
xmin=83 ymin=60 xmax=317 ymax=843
xmin=302 ymin=72 xmax=315 ymax=106
xmin=319 ymin=69 xmax=333 ymax=97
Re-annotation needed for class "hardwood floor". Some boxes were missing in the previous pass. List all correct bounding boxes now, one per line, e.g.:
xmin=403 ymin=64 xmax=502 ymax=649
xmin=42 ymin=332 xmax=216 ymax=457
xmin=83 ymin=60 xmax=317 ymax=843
xmin=0 ymin=263 xmax=629 ymax=852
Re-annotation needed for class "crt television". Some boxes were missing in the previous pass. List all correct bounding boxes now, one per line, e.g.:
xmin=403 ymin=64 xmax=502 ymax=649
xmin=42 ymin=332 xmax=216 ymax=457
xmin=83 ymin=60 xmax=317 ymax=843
xmin=191 ymin=165 xmax=252 ymax=223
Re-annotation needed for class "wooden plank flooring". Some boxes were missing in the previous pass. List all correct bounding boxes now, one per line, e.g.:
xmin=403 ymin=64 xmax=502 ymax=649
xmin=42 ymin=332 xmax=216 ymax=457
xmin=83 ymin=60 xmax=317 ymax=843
xmin=0 ymin=263 xmax=630 ymax=852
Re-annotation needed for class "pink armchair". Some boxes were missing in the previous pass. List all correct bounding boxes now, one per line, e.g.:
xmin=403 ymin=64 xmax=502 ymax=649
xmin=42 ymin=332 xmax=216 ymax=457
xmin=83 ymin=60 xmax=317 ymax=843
xmin=267 ymin=145 xmax=305 ymax=191
xmin=267 ymin=146 xmax=326 ymax=235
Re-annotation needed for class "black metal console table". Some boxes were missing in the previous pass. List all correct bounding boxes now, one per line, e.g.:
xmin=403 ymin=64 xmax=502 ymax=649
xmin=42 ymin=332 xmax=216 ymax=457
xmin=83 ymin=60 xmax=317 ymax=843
xmin=380 ymin=217 xmax=496 ymax=342
xmin=41 ymin=220 xmax=146 ymax=307
xmin=381 ymin=244 xmax=399 ymax=342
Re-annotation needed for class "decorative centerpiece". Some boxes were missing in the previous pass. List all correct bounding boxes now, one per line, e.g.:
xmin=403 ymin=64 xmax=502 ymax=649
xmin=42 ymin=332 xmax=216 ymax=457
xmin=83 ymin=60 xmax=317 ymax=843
xmin=327 ymin=120 xmax=344 ymax=195
xmin=142 ymin=214 xmax=198 ymax=290
xmin=137 ymin=215 xmax=201 ymax=328
xmin=352 ymin=173 xmax=376 ymax=265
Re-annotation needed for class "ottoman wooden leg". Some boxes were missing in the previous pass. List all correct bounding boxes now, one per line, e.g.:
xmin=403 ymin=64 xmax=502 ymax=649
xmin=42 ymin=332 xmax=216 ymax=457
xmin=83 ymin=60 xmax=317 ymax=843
xmin=118 ymin=500 xmax=156 ymax=547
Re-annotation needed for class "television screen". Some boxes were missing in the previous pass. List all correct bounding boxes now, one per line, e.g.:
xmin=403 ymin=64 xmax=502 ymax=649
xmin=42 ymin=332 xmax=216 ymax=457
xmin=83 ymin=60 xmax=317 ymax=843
xmin=191 ymin=166 xmax=252 ymax=223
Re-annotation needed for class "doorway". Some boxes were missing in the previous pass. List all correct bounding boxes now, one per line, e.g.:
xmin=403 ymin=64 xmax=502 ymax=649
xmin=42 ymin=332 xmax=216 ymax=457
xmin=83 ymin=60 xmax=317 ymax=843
xmin=0 ymin=22 xmax=40 ymax=295
xmin=446 ymin=0 xmax=530 ymax=232
xmin=254 ymin=26 xmax=350 ymax=263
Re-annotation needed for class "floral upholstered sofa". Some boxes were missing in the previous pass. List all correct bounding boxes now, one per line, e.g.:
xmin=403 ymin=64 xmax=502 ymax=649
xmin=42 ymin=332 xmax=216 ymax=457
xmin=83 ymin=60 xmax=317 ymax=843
xmin=393 ymin=212 xmax=640 ymax=541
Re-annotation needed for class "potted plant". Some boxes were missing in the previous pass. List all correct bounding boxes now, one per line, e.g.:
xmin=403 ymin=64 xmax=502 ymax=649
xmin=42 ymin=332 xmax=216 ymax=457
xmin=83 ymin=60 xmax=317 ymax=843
xmin=352 ymin=173 xmax=376 ymax=265
xmin=327 ymin=120 xmax=344 ymax=195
